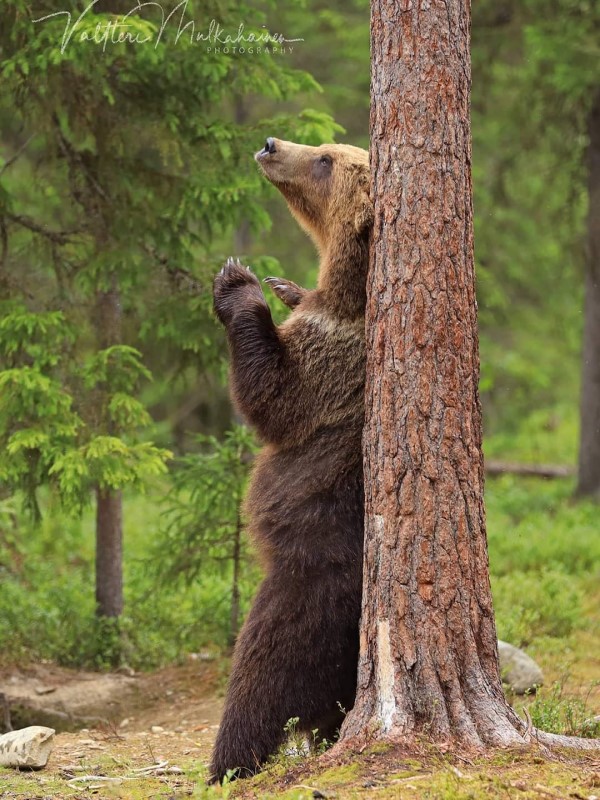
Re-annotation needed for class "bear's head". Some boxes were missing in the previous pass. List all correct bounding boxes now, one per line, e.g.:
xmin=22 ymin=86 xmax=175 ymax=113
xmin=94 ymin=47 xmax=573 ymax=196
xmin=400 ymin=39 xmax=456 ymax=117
xmin=255 ymin=138 xmax=372 ymax=251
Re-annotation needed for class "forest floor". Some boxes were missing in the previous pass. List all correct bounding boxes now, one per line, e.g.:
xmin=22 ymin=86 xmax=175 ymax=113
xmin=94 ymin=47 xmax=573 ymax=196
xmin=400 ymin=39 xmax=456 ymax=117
xmin=0 ymin=639 xmax=599 ymax=800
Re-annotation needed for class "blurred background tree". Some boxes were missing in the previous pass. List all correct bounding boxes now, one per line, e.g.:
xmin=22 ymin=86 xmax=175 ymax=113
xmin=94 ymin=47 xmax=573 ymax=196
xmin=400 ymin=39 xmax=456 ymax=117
xmin=0 ymin=0 xmax=598 ymax=669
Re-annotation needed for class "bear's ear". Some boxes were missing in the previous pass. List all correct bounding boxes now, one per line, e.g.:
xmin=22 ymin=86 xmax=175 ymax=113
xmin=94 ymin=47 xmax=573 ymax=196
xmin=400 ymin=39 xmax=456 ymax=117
xmin=354 ymin=176 xmax=374 ymax=234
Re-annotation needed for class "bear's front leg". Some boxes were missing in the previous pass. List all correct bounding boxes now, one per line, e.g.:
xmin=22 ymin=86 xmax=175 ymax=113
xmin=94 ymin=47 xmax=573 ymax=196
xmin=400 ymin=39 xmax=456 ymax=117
xmin=214 ymin=258 xmax=292 ymax=442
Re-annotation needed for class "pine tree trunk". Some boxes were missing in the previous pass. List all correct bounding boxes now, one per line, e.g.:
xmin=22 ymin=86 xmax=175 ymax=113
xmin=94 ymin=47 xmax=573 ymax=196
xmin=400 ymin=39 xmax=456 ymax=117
xmin=337 ymin=0 xmax=600 ymax=756
xmin=94 ymin=285 xmax=123 ymax=619
xmin=577 ymin=91 xmax=600 ymax=498
xmin=95 ymin=487 xmax=123 ymax=618
xmin=338 ymin=0 xmax=526 ymax=750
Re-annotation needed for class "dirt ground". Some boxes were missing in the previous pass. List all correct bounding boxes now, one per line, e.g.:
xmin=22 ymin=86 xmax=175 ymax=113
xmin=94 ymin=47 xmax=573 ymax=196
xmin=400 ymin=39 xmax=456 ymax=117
xmin=0 ymin=656 xmax=599 ymax=800
xmin=0 ymin=659 xmax=224 ymax=799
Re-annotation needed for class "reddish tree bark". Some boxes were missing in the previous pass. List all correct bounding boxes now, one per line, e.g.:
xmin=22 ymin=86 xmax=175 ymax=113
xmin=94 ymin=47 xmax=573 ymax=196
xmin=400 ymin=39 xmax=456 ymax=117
xmin=338 ymin=0 xmax=599 ymax=753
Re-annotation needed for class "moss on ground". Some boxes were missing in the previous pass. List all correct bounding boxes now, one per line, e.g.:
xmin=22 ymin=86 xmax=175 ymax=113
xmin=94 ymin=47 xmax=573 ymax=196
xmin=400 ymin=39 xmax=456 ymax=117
xmin=224 ymin=744 xmax=600 ymax=799
xmin=2 ymin=740 xmax=599 ymax=799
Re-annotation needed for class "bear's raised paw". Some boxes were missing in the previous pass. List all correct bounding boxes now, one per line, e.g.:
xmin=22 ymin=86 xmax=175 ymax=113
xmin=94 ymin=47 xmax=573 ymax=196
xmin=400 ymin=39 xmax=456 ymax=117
xmin=214 ymin=257 xmax=263 ymax=326
xmin=263 ymin=276 xmax=306 ymax=309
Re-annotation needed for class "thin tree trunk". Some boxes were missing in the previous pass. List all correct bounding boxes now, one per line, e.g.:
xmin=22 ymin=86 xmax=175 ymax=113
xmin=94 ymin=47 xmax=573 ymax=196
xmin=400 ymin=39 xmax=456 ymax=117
xmin=336 ymin=0 xmax=599 ymax=755
xmin=577 ymin=91 xmax=600 ymax=498
xmin=95 ymin=487 xmax=123 ymax=618
xmin=228 ymin=506 xmax=242 ymax=648
xmin=94 ymin=284 xmax=123 ymax=619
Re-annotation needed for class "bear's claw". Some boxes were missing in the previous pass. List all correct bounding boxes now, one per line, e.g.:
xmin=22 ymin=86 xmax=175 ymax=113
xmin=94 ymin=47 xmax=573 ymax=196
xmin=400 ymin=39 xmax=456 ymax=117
xmin=262 ymin=276 xmax=306 ymax=309
xmin=213 ymin=257 xmax=264 ymax=325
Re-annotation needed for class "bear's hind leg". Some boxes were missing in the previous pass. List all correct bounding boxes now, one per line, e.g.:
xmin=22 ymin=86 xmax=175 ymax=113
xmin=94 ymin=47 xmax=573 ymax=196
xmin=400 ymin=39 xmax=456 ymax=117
xmin=209 ymin=574 xmax=358 ymax=783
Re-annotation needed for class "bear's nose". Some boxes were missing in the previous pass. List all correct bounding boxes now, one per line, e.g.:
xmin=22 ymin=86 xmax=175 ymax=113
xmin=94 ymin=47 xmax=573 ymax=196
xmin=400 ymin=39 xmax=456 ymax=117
xmin=261 ymin=137 xmax=277 ymax=155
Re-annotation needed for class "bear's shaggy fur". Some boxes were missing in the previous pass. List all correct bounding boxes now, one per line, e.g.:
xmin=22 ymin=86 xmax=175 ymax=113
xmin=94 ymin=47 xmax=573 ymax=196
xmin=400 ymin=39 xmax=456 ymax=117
xmin=210 ymin=138 xmax=372 ymax=782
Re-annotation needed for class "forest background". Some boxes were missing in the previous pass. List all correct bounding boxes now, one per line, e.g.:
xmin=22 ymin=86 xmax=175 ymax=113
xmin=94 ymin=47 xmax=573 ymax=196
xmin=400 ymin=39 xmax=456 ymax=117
xmin=0 ymin=0 xmax=598 ymax=738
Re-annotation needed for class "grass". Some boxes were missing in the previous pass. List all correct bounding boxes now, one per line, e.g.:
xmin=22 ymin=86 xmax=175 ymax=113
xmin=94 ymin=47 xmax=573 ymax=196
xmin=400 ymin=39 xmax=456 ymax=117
xmin=2 ymin=743 xmax=597 ymax=800
xmin=0 ymin=759 xmax=210 ymax=800
xmin=212 ymin=745 xmax=600 ymax=799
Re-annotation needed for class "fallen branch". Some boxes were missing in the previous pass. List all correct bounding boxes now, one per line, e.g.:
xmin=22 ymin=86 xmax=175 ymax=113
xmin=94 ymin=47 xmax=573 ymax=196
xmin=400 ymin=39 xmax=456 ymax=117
xmin=67 ymin=775 xmax=126 ymax=785
xmin=516 ymin=715 xmax=600 ymax=752
xmin=485 ymin=460 xmax=576 ymax=479
xmin=532 ymin=729 xmax=600 ymax=752
xmin=67 ymin=760 xmax=184 ymax=785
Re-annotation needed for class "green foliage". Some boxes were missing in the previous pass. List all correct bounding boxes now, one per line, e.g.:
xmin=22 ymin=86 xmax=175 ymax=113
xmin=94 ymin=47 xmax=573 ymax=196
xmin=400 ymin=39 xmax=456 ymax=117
xmin=528 ymin=681 xmax=600 ymax=737
xmin=471 ymin=0 xmax=599 ymax=430
xmin=1 ymin=465 xmax=597 ymax=672
xmin=159 ymin=425 xmax=257 ymax=583
xmin=0 ymin=0 xmax=343 ymax=637
xmin=0 ymin=486 xmax=255 ymax=668
xmin=157 ymin=424 xmax=259 ymax=645
xmin=491 ymin=567 xmax=584 ymax=646
xmin=486 ymin=475 xmax=600 ymax=575
xmin=0 ymin=0 xmax=342 ymax=515
xmin=486 ymin=469 xmax=597 ymax=649
xmin=0 ymin=303 xmax=171 ymax=516
xmin=0 ymin=0 xmax=597 ymax=697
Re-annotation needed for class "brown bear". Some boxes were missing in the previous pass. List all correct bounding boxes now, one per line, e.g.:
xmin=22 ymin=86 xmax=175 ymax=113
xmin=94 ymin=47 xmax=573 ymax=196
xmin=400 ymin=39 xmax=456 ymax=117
xmin=209 ymin=137 xmax=372 ymax=782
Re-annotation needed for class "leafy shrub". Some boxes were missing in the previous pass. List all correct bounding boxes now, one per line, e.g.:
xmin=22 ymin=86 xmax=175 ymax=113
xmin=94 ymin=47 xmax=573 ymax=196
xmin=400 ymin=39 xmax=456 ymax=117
xmin=0 ymin=427 xmax=262 ymax=670
xmin=0 ymin=427 xmax=597 ymax=671
xmin=486 ymin=475 xmax=600 ymax=576
xmin=529 ymin=681 xmax=600 ymax=737
xmin=492 ymin=567 xmax=584 ymax=647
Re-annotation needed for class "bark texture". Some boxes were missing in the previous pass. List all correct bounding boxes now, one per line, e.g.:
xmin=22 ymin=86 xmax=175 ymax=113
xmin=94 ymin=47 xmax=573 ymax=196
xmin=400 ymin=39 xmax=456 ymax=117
xmin=339 ymin=0 xmax=525 ymax=749
xmin=577 ymin=91 xmax=600 ymax=498
xmin=94 ymin=285 xmax=123 ymax=619
xmin=338 ymin=0 xmax=600 ymax=756
xmin=95 ymin=488 xmax=123 ymax=618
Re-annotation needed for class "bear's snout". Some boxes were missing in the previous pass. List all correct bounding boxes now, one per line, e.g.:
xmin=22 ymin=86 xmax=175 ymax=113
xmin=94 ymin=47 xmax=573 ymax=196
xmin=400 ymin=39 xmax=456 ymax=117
xmin=256 ymin=137 xmax=277 ymax=160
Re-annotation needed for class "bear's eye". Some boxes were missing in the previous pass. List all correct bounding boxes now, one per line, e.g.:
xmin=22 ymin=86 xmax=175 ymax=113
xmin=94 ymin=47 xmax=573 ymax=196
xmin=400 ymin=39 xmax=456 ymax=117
xmin=313 ymin=154 xmax=333 ymax=179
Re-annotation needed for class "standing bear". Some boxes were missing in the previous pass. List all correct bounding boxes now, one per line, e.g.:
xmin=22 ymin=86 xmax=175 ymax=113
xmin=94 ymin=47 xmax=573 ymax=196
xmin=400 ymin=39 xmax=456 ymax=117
xmin=210 ymin=137 xmax=372 ymax=782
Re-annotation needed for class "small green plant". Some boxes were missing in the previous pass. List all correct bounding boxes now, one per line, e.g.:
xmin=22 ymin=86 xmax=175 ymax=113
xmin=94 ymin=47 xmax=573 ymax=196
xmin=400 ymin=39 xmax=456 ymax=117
xmin=272 ymin=716 xmax=310 ymax=767
xmin=283 ymin=716 xmax=301 ymax=737
xmin=528 ymin=680 xmax=600 ymax=737
xmin=311 ymin=727 xmax=333 ymax=755
xmin=157 ymin=425 xmax=259 ymax=647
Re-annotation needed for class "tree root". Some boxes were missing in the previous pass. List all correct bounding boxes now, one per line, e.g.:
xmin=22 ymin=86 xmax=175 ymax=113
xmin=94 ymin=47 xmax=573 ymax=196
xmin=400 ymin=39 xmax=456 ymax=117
xmin=516 ymin=711 xmax=600 ymax=752
xmin=530 ymin=729 xmax=600 ymax=751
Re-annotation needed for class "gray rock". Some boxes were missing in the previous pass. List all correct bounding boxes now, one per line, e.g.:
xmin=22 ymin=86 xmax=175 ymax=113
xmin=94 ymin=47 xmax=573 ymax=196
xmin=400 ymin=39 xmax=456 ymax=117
xmin=498 ymin=640 xmax=544 ymax=695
